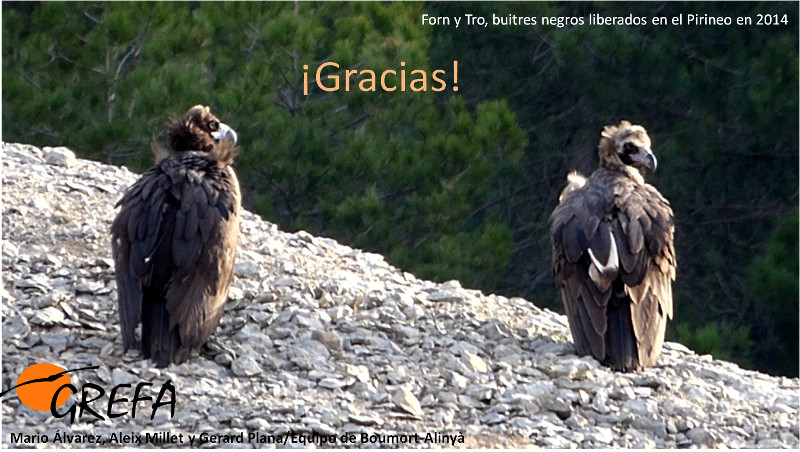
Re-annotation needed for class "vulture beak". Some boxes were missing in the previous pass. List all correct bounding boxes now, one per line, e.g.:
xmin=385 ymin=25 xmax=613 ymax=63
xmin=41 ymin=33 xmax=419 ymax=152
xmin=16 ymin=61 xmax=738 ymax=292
xmin=633 ymin=146 xmax=657 ymax=172
xmin=212 ymin=123 xmax=238 ymax=145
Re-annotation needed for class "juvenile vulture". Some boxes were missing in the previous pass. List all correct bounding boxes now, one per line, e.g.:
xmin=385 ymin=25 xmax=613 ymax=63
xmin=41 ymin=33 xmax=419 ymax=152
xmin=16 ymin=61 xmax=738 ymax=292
xmin=549 ymin=121 xmax=675 ymax=372
xmin=112 ymin=105 xmax=241 ymax=367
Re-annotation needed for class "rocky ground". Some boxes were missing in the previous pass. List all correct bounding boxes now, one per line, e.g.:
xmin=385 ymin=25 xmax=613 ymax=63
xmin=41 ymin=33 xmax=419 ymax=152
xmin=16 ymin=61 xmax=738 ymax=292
xmin=2 ymin=141 xmax=798 ymax=449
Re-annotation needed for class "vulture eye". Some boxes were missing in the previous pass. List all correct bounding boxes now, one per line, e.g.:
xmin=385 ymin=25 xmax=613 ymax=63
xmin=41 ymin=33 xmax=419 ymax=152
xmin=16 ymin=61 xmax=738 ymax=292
xmin=623 ymin=142 xmax=638 ymax=154
xmin=207 ymin=120 xmax=219 ymax=131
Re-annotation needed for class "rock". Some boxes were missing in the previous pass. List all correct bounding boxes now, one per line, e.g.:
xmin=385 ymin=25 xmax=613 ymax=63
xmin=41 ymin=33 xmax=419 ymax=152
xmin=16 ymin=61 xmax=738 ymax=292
xmin=591 ymin=388 xmax=613 ymax=414
xmin=29 ymin=306 xmax=65 ymax=326
xmin=462 ymin=350 xmax=488 ymax=373
xmin=549 ymin=357 xmax=593 ymax=379
xmin=588 ymin=426 xmax=615 ymax=444
xmin=3 ymin=314 xmax=30 ymax=338
xmin=481 ymin=412 xmax=506 ymax=425
xmin=34 ymin=288 xmax=71 ymax=309
xmin=392 ymin=388 xmax=423 ymax=417
xmin=446 ymin=370 xmax=469 ymax=389
xmin=465 ymin=384 xmax=494 ymax=403
xmin=686 ymin=427 xmax=718 ymax=447
xmin=235 ymin=259 xmax=263 ymax=279
xmin=610 ymin=386 xmax=636 ymax=401
xmin=346 ymin=364 xmax=370 ymax=383
xmin=231 ymin=355 xmax=261 ymax=377
xmin=245 ymin=418 xmax=271 ymax=431
xmin=541 ymin=393 xmax=572 ymax=420
xmin=111 ymin=369 xmax=136 ymax=386
xmin=40 ymin=333 xmax=69 ymax=353
xmin=43 ymin=146 xmax=76 ymax=168
xmin=311 ymin=330 xmax=343 ymax=352
xmin=273 ymin=277 xmax=302 ymax=287
xmin=426 ymin=290 xmax=466 ymax=302
xmin=318 ymin=377 xmax=346 ymax=390
xmin=392 ymin=324 xmax=420 ymax=340
xmin=631 ymin=415 xmax=667 ymax=438
xmin=348 ymin=413 xmax=384 ymax=426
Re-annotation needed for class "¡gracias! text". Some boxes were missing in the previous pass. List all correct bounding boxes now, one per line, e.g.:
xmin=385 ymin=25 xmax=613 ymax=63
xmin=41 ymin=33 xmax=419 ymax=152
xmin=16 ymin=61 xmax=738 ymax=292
xmin=303 ymin=61 xmax=459 ymax=95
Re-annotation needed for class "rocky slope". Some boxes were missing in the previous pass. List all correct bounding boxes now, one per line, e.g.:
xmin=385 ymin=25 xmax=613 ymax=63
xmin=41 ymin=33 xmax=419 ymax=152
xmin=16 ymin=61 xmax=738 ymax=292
xmin=2 ymin=142 xmax=798 ymax=448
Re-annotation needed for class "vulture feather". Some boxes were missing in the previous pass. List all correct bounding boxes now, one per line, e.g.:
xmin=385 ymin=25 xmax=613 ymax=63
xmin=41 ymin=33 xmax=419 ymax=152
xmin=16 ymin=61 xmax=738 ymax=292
xmin=112 ymin=105 xmax=241 ymax=367
xmin=550 ymin=120 xmax=676 ymax=371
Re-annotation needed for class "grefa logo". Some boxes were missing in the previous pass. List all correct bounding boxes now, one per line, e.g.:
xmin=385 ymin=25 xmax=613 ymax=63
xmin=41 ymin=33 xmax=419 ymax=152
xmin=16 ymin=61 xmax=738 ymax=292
xmin=1 ymin=362 xmax=175 ymax=424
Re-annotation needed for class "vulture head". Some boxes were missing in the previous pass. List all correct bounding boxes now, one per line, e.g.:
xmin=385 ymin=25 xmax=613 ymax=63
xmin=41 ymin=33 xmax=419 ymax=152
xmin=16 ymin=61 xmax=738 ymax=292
xmin=598 ymin=120 xmax=656 ymax=182
xmin=156 ymin=105 xmax=238 ymax=165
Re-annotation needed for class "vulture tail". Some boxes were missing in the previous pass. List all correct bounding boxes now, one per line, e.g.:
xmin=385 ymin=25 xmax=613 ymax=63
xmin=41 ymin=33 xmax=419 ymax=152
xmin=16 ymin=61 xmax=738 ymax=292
xmin=604 ymin=281 xmax=639 ymax=372
xmin=140 ymin=290 xmax=181 ymax=368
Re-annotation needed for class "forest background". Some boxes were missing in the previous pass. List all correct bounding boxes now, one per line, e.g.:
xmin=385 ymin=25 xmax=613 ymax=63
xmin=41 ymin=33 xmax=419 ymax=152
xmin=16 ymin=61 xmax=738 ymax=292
xmin=3 ymin=1 xmax=797 ymax=376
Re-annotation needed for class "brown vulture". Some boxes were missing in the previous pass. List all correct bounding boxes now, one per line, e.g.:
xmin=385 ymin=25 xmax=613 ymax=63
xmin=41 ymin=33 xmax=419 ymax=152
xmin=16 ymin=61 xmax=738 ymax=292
xmin=112 ymin=105 xmax=241 ymax=367
xmin=549 ymin=121 xmax=676 ymax=372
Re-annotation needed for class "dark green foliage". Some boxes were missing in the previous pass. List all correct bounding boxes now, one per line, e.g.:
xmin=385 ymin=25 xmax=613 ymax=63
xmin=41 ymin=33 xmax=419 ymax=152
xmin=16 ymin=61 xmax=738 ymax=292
xmin=673 ymin=321 xmax=754 ymax=369
xmin=745 ymin=209 xmax=799 ymax=376
xmin=3 ymin=1 xmax=797 ymax=375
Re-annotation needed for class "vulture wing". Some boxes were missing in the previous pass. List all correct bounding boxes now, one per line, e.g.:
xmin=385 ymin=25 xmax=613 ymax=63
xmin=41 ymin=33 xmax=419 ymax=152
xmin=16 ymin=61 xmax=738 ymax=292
xmin=550 ymin=169 xmax=675 ymax=371
xmin=112 ymin=152 xmax=240 ymax=366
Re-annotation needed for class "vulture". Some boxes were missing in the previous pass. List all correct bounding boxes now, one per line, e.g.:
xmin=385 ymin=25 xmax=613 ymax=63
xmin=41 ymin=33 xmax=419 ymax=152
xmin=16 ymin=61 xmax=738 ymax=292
xmin=549 ymin=121 xmax=676 ymax=372
xmin=112 ymin=105 xmax=241 ymax=367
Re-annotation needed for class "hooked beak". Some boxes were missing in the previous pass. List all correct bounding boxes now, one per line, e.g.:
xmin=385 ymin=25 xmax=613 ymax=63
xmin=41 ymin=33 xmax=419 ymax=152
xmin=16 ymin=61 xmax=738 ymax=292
xmin=632 ymin=146 xmax=657 ymax=172
xmin=212 ymin=123 xmax=238 ymax=145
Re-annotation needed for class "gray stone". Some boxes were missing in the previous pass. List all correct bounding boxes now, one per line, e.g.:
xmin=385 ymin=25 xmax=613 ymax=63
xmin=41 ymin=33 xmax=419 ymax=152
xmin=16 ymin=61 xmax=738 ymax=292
xmin=686 ymin=427 xmax=717 ymax=447
xmin=348 ymin=413 xmax=384 ymax=426
xmin=588 ymin=426 xmax=615 ymax=444
xmin=29 ymin=306 xmax=65 ymax=326
xmin=549 ymin=357 xmax=592 ymax=380
xmin=446 ymin=370 xmax=469 ymax=389
xmin=235 ymin=259 xmax=263 ymax=279
xmin=40 ymin=333 xmax=69 ymax=353
xmin=393 ymin=388 xmax=423 ymax=417
xmin=591 ymin=388 xmax=612 ymax=414
xmin=231 ymin=355 xmax=261 ymax=377
xmin=345 ymin=364 xmax=370 ymax=383
xmin=311 ymin=330 xmax=342 ymax=352
xmin=462 ymin=350 xmax=488 ymax=373
xmin=111 ymin=368 xmax=137 ymax=386
xmin=3 ymin=314 xmax=30 ymax=338
xmin=318 ymin=377 xmax=346 ymax=390
xmin=426 ymin=290 xmax=466 ymax=302
xmin=43 ymin=146 xmax=77 ymax=168
xmin=541 ymin=393 xmax=572 ymax=420
xmin=481 ymin=412 xmax=506 ymax=425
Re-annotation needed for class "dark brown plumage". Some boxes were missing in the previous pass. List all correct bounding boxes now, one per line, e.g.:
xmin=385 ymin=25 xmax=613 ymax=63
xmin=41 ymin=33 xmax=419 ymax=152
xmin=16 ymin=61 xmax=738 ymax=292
xmin=550 ymin=121 xmax=676 ymax=372
xmin=112 ymin=105 xmax=241 ymax=367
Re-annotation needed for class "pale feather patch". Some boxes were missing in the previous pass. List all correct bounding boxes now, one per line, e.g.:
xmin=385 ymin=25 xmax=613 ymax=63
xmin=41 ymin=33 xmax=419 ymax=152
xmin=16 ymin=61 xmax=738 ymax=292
xmin=587 ymin=228 xmax=619 ymax=275
xmin=566 ymin=171 xmax=587 ymax=188
xmin=559 ymin=171 xmax=588 ymax=202
xmin=588 ymin=264 xmax=612 ymax=292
